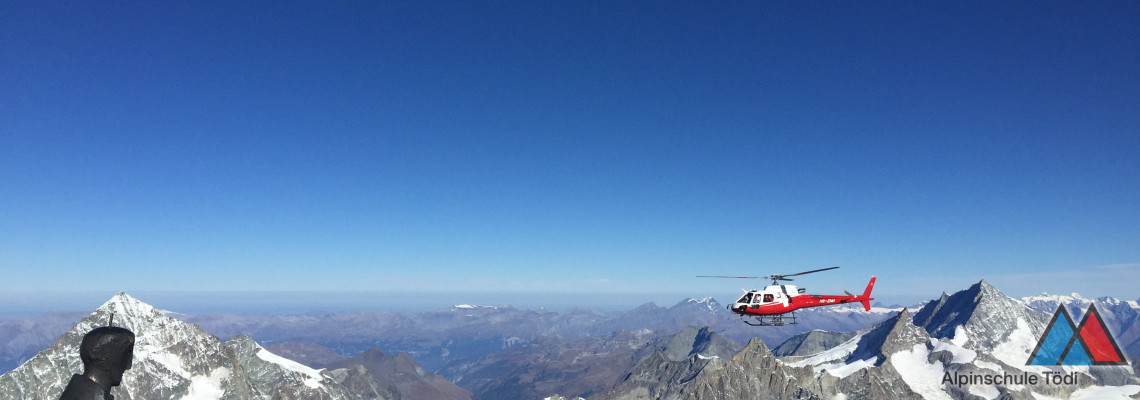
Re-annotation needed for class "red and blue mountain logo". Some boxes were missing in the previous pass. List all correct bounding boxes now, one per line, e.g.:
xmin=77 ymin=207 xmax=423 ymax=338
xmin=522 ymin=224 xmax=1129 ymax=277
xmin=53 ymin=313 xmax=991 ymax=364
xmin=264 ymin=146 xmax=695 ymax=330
xmin=1027 ymin=304 xmax=1127 ymax=366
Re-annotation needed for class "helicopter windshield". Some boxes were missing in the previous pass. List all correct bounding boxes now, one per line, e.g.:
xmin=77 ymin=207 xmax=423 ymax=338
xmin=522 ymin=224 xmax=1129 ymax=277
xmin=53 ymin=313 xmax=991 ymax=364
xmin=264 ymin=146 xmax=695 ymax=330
xmin=737 ymin=293 xmax=753 ymax=304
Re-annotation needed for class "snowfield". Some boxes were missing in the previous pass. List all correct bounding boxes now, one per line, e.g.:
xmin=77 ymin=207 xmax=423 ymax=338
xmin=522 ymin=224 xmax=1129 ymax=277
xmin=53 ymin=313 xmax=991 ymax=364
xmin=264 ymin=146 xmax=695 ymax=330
xmin=182 ymin=367 xmax=230 ymax=400
xmin=890 ymin=344 xmax=952 ymax=400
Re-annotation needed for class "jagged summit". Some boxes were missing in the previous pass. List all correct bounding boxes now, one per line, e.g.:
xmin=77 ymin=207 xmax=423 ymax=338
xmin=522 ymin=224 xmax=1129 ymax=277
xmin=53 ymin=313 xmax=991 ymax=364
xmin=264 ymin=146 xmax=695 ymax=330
xmin=912 ymin=279 xmax=1048 ymax=351
xmin=92 ymin=292 xmax=162 ymax=326
xmin=736 ymin=337 xmax=773 ymax=359
xmin=677 ymin=337 xmax=822 ymax=400
xmin=976 ymin=278 xmax=1000 ymax=294
xmin=850 ymin=309 xmax=929 ymax=363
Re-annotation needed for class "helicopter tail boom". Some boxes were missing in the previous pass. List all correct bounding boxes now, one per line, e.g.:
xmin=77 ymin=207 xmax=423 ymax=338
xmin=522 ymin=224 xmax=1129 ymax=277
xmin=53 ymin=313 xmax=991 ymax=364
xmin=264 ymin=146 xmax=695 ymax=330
xmin=858 ymin=276 xmax=876 ymax=311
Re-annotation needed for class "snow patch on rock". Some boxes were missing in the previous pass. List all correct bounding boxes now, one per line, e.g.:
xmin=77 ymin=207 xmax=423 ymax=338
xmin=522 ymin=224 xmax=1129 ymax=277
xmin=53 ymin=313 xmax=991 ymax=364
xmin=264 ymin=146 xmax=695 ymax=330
xmin=991 ymin=318 xmax=1036 ymax=368
xmin=968 ymin=384 xmax=1000 ymax=400
xmin=822 ymin=357 xmax=877 ymax=379
xmin=787 ymin=333 xmax=861 ymax=368
xmin=930 ymin=338 xmax=976 ymax=364
xmin=182 ymin=367 xmax=230 ymax=400
xmin=890 ymin=343 xmax=952 ymax=400
xmin=255 ymin=348 xmax=324 ymax=389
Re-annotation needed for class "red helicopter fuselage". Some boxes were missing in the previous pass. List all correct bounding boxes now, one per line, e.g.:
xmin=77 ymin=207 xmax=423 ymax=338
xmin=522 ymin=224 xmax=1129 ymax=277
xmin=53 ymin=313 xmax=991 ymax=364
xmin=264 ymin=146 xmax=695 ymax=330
xmin=728 ymin=276 xmax=876 ymax=316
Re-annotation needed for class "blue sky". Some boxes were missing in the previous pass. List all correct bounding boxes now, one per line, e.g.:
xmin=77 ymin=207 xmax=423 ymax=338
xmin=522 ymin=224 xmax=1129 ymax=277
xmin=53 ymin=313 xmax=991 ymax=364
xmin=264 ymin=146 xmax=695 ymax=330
xmin=2 ymin=1 xmax=1138 ymax=313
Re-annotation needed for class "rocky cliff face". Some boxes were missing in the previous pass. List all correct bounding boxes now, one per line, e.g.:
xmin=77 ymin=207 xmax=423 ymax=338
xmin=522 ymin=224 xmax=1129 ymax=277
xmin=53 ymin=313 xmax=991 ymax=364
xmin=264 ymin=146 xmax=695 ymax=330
xmin=913 ymin=280 xmax=1049 ymax=352
xmin=226 ymin=334 xmax=358 ymax=399
xmin=779 ymin=310 xmax=927 ymax=400
xmin=591 ymin=349 xmax=723 ymax=400
xmin=659 ymin=326 xmax=740 ymax=363
xmin=263 ymin=341 xmax=348 ymax=369
xmin=678 ymin=338 xmax=820 ymax=400
xmin=586 ymin=326 xmax=739 ymax=400
xmin=772 ymin=330 xmax=857 ymax=358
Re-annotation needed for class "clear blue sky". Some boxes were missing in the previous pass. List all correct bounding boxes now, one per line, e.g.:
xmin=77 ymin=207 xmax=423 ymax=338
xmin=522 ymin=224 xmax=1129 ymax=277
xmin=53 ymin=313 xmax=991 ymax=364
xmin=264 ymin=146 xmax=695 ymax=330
xmin=2 ymin=1 xmax=1138 ymax=313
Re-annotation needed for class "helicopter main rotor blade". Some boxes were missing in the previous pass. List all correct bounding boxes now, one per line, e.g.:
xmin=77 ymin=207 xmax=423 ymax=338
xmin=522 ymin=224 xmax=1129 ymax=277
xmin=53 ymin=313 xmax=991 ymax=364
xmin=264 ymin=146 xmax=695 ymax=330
xmin=781 ymin=266 xmax=839 ymax=277
xmin=696 ymin=276 xmax=765 ymax=279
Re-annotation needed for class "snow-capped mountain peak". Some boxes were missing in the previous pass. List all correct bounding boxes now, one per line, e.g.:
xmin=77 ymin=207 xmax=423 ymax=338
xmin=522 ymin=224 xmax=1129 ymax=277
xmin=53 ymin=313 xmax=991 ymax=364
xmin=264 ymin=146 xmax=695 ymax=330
xmin=100 ymin=292 xmax=156 ymax=318
xmin=1021 ymin=291 xmax=1091 ymax=306
xmin=675 ymin=297 xmax=722 ymax=313
xmin=912 ymin=280 xmax=1048 ymax=351
xmin=453 ymin=304 xmax=497 ymax=310
xmin=0 ymin=293 xmax=355 ymax=400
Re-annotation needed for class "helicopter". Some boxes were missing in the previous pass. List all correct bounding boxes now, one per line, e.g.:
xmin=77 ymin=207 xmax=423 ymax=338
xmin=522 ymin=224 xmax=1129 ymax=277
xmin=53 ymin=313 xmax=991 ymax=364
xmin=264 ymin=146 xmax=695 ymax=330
xmin=698 ymin=266 xmax=875 ymax=326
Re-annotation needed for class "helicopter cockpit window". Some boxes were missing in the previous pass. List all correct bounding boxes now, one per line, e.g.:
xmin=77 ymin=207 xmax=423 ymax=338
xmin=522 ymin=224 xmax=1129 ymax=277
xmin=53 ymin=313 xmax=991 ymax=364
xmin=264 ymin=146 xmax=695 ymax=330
xmin=738 ymin=293 xmax=753 ymax=304
xmin=763 ymin=294 xmax=774 ymax=303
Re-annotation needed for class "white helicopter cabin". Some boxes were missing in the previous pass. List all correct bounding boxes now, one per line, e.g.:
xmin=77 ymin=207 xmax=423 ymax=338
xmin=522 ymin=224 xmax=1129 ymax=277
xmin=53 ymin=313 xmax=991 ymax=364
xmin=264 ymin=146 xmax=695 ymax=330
xmin=735 ymin=284 xmax=806 ymax=308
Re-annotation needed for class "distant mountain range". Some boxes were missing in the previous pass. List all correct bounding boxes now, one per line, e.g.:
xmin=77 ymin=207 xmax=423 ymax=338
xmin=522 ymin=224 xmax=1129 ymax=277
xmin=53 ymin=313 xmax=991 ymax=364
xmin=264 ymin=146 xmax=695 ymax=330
xmin=166 ymin=296 xmax=895 ymax=374
xmin=1 ymin=282 xmax=1138 ymax=399
xmin=1021 ymin=292 xmax=1140 ymax=362
xmin=0 ymin=312 xmax=85 ymax=373
xmin=570 ymin=281 xmax=1140 ymax=400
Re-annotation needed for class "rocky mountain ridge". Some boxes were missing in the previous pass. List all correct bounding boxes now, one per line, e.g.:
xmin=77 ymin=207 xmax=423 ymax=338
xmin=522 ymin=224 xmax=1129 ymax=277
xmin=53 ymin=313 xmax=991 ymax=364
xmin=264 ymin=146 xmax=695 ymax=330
xmin=4 ymin=282 xmax=1139 ymax=399
xmin=577 ymin=281 xmax=1140 ymax=400
xmin=0 ymin=296 xmax=896 ymax=378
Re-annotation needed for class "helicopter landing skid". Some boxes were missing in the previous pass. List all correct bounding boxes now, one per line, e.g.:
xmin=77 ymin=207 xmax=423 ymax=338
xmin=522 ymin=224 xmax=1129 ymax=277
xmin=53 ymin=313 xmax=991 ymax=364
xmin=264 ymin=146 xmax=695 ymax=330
xmin=741 ymin=313 xmax=797 ymax=326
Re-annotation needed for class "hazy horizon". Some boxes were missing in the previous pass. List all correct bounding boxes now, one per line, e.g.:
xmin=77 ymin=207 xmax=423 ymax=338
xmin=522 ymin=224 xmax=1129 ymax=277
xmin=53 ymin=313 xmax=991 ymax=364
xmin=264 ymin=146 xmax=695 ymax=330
xmin=0 ymin=290 xmax=928 ymax=318
xmin=2 ymin=279 xmax=1132 ymax=318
